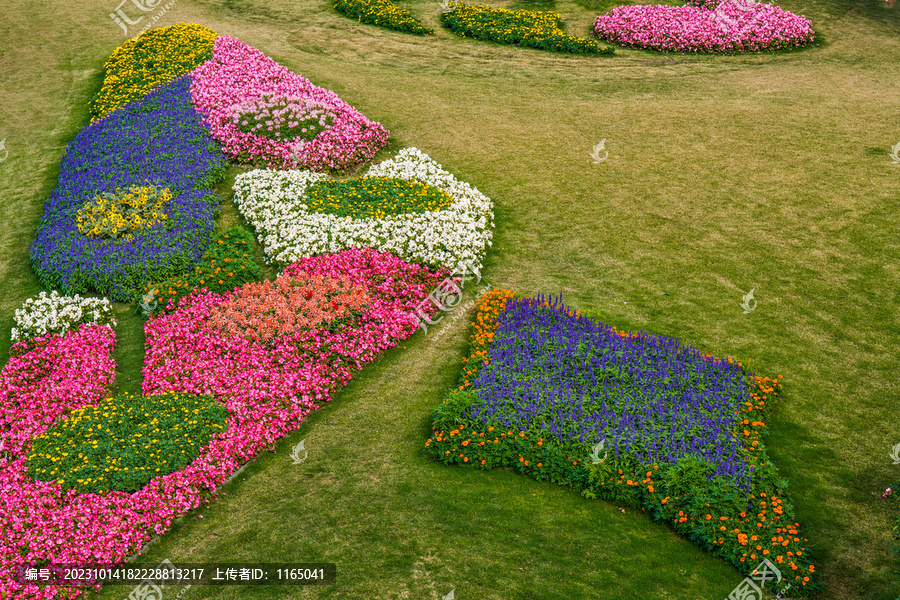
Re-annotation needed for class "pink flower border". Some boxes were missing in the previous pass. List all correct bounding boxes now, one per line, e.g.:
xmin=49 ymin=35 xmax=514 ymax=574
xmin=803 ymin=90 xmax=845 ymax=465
xmin=189 ymin=36 xmax=390 ymax=171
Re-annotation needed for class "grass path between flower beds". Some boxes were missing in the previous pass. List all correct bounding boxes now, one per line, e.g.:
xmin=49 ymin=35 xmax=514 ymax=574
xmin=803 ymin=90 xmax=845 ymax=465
xmin=1 ymin=0 xmax=899 ymax=597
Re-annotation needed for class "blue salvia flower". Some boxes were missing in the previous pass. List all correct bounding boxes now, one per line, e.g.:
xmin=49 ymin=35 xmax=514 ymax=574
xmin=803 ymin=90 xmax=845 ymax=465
xmin=465 ymin=294 xmax=755 ymax=488
xmin=29 ymin=75 xmax=226 ymax=301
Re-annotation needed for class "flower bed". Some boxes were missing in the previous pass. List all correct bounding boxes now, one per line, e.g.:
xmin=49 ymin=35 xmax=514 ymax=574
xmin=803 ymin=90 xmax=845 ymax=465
xmin=592 ymin=0 xmax=815 ymax=54
xmin=145 ymin=249 xmax=449 ymax=402
xmin=233 ymin=147 xmax=494 ymax=272
xmin=11 ymin=291 xmax=116 ymax=344
xmin=442 ymin=2 xmax=613 ymax=54
xmin=206 ymin=273 xmax=372 ymax=346
xmin=189 ymin=35 xmax=390 ymax=171
xmin=334 ymin=0 xmax=434 ymax=35
xmin=90 ymin=23 xmax=218 ymax=122
xmin=0 ymin=250 xmax=445 ymax=599
xmin=26 ymin=392 xmax=229 ymax=496
xmin=231 ymin=93 xmax=336 ymax=143
xmin=0 ymin=324 xmax=118 ymax=599
xmin=30 ymin=75 xmax=227 ymax=301
xmin=425 ymin=290 xmax=821 ymax=596
xmin=137 ymin=227 xmax=262 ymax=315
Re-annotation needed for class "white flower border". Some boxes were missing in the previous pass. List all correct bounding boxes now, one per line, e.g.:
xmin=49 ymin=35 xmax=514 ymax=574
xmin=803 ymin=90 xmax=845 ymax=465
xmin=232 ymin=148 xmax=494 ymax=272
xmin=12 ymin=290 xmax=116 ymax=342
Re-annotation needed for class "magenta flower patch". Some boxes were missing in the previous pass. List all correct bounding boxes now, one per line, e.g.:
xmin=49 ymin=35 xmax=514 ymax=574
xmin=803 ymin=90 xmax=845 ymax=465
xmin=189 ymin=35 xmax=390 ymax=171
xmin=593 ymin=0 xmax=815 ymax=54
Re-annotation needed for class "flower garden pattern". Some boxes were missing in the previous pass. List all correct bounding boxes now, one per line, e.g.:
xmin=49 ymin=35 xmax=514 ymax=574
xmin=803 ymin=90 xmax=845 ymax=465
xmin=189 ymin=35 xmax=390 ymax=171
xmin=233 ymin=147 xmax=495 ymax=273
xmin=425 ymin=290 xmax=821 ymax=596
xmin=4 ymin=15 xmax=827 ymax=599
xmin=592 ymin=0 xmax=815 ymax=54
xmin=90 ymin=23 xmax=217 ymax=122
xmin=1 ymin=249 xmax=446 ymax=598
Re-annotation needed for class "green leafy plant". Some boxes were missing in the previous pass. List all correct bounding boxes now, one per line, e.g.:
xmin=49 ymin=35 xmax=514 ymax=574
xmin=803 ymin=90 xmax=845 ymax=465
xmin=26 ymin=392 xmax=229 ymax=495
xmin=304 ymin=176 xmax=454 ymax=219
xmin=138 ymin=226 xmax=262 ymax=314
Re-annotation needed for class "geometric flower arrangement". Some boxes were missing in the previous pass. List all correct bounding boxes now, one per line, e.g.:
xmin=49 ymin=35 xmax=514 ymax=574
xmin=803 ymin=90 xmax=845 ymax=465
xmin=593 ymin=0 xmax=815 ymax=54
xmin=7 ymin=22 xmax=456 ymax=599
xmin=1 ymin=250 xmax=447 ymax=598
xmin=233 ymin=147 xmax=495 ymax=273
xmin=8 ymin=15 xmax=823 ymax=600
xmin=426 ymin=290 xmax=822 ymax=596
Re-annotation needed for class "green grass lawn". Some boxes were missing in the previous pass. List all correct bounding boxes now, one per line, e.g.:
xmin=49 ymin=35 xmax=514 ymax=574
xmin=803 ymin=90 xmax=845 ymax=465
xmin=1 ymin=0 xmax=899 ymax=597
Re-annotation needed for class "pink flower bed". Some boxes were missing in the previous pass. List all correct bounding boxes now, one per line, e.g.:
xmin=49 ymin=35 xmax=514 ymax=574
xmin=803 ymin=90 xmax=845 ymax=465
xmin=0 ymin=326 xmax=119 ymax=599
xmin=592 ymin=0 xmax=815 ymax=53
xmin=189 ymin=35 xmax=390 ymax=171
xmin=1 ymin=250 xmax=446 ymax=598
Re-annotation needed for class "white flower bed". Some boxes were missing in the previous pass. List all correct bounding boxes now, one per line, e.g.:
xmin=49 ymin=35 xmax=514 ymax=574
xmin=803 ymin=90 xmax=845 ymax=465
xmin=12 ymin=290 xmax=116 ymax=342
xmin=232 ymin=147 xmax=495 ymax=272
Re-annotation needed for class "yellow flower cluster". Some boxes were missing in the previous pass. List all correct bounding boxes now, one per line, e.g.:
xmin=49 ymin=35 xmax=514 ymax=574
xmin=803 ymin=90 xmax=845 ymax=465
xmin=333 ymin=0 xmax=433 ymax=34
xmin=305 ymin=176 xmax=454 ymax=220
xmin=90 ymin=23 xmax=217 ymax=122
xmin=442 ymin=3 xmax=609 ymax=54
xmin=76 ymin=184 xmax=172 ymax=242
xmin=26 ymin=392 xmax=227 ymax=495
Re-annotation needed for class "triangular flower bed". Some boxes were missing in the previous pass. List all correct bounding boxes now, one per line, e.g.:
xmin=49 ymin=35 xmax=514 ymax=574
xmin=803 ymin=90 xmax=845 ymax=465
xmin=425 ymin=290 xmax=821 ymax=596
